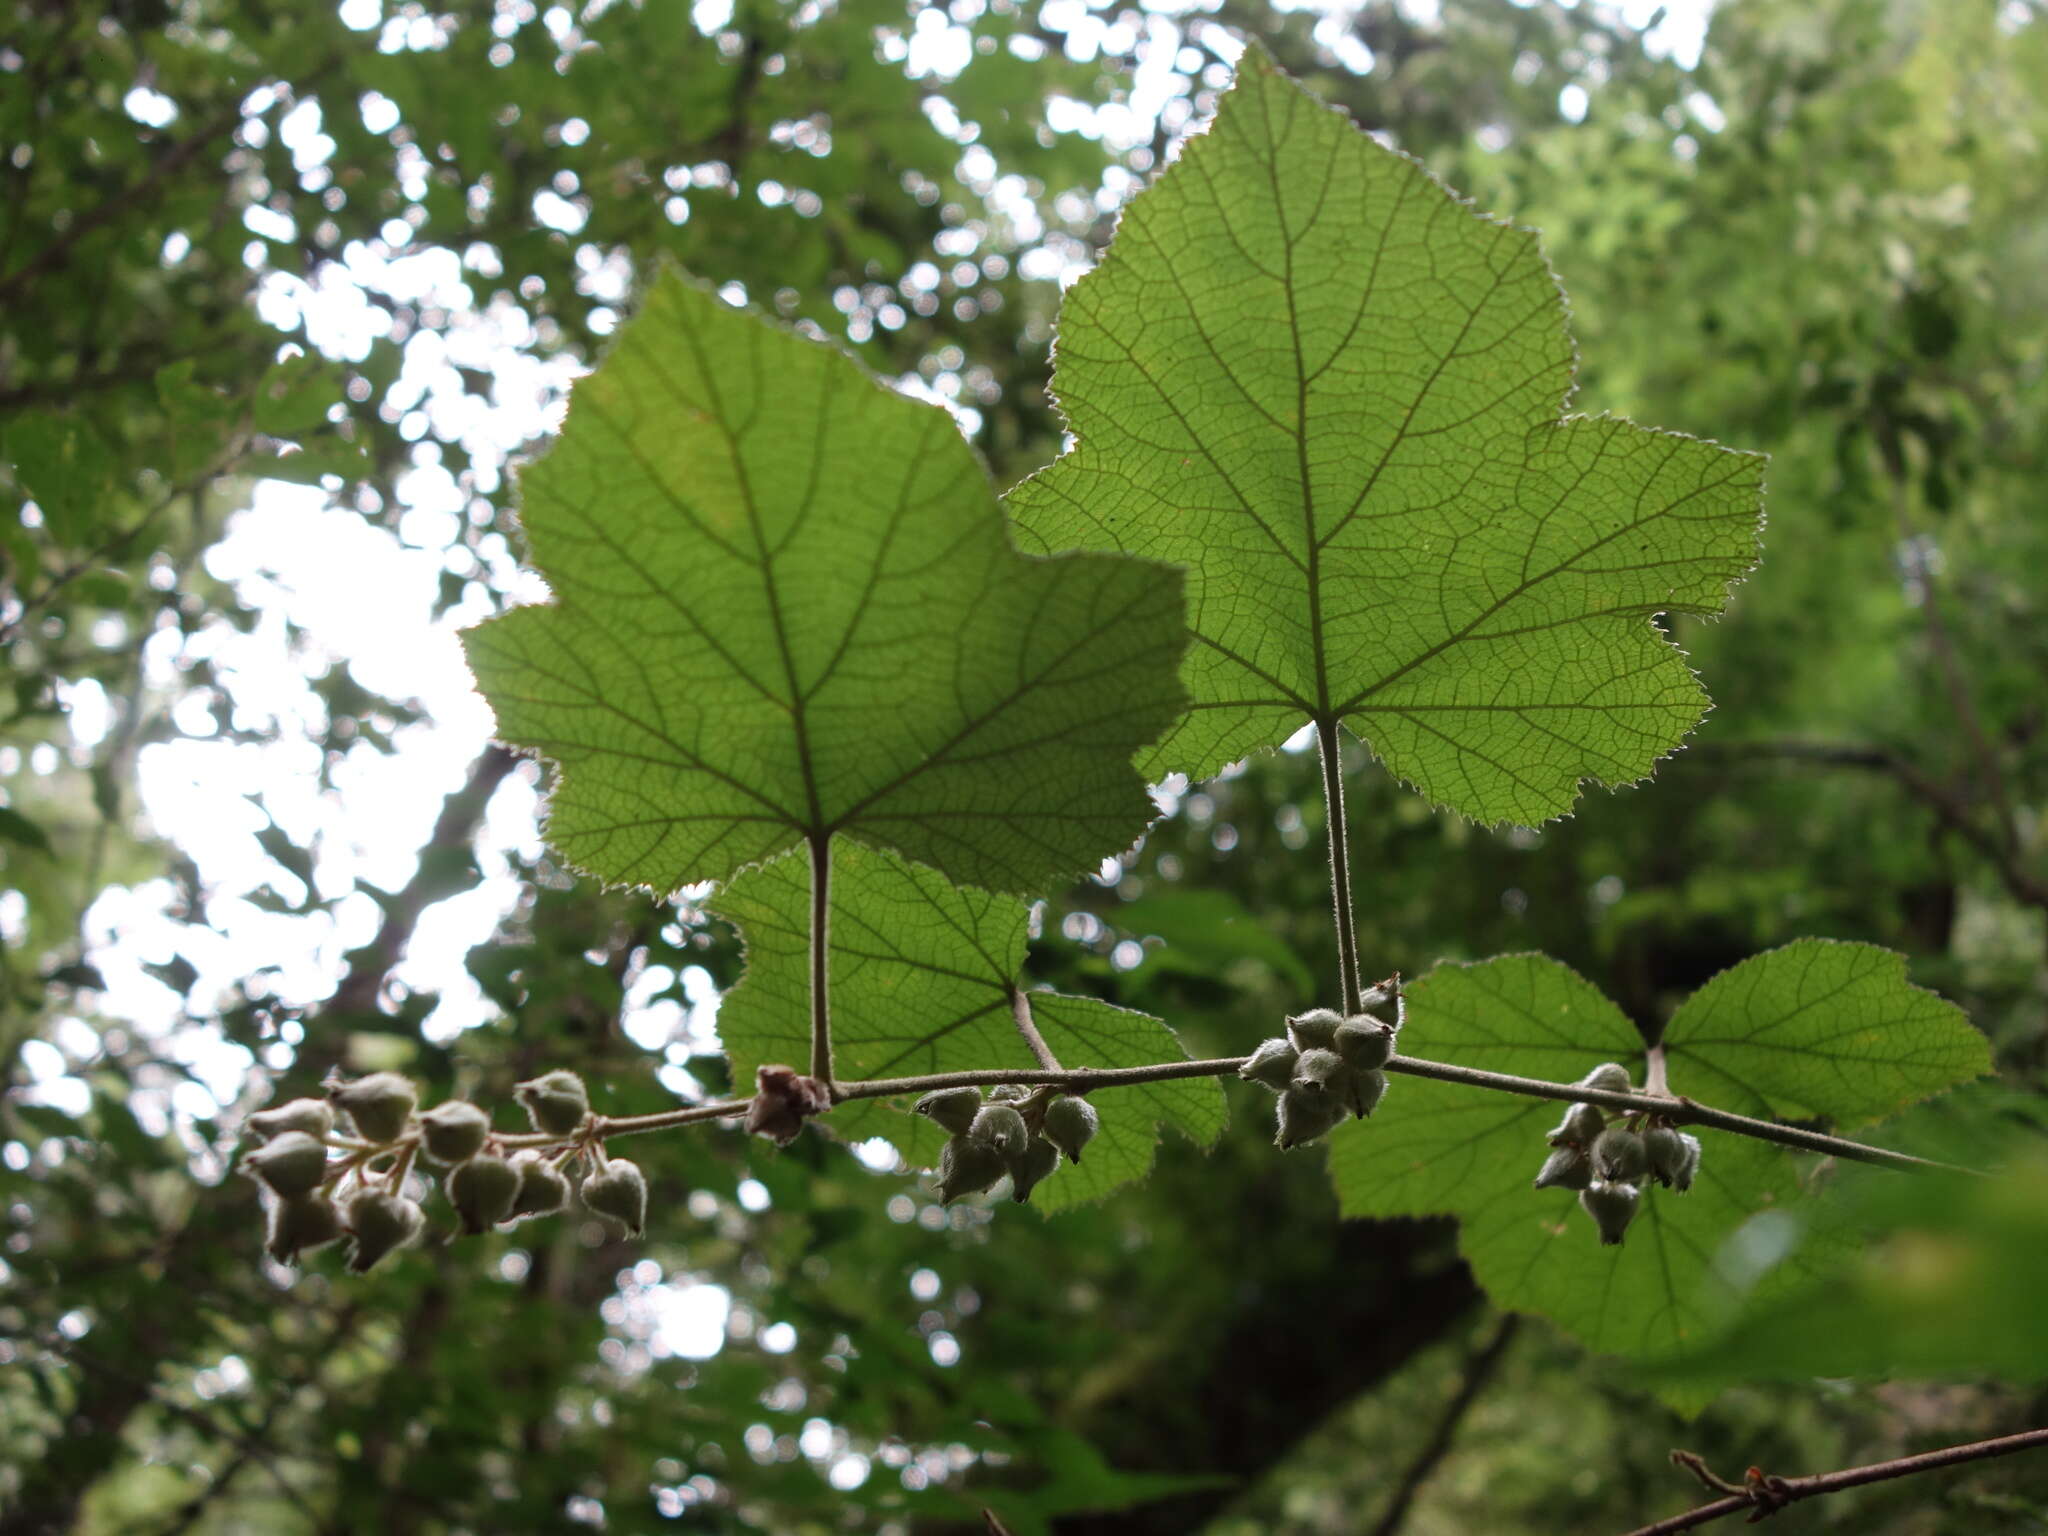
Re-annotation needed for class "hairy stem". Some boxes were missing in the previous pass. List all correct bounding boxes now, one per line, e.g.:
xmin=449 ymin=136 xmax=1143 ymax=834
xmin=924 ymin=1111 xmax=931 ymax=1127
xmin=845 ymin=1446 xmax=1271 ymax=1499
xmin=584 ymin=1051 xmax=1974 ymax=1175
xmin=1314 ymin=714 xmax=1364 ymax=1014
xmin=809 ymin=830 xmax=834 ymax=1087
xmin=1007 ymin=987 xmax=1065 ymax=1071
xmin=1624 ymin=1427 xmax=2048 ymax=1536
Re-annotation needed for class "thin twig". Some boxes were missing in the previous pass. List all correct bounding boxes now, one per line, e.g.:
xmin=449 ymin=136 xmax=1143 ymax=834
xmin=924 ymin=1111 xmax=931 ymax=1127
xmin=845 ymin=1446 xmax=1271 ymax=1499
xmin=1315 ymin=714 xmax=1366 ymax=1015
xmin=1368 ymin=1314 xmax=1521 ymax=1536
xmin=1006 ymin=987 xmax=1065 ymax=1072
xmin=1622 ymin=1427 xmax=2048 ymax=1535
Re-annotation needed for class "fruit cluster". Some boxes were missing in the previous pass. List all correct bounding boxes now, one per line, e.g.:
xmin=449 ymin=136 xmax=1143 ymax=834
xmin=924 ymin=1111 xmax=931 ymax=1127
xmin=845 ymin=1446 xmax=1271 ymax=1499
xmin=1238 ymin=980 xmax=1402 ymax=1149
xmin=911 ymin=1084 xmax=1099 ymax=1204
xmin=1531 ymin=1062 xmax=1701 ymax=1246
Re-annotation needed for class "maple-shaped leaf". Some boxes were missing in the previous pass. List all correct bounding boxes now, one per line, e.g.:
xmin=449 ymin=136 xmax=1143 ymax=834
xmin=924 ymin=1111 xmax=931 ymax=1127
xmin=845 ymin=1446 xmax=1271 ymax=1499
xmin=711 ymin=840 xmax=1225 ymax=1211
xmin=1006 ymin=47 xmax=1764 ymax=825
xmin=1327 ymin=947 xmax=1981 ymax=1370
xmin=464 ymin=271 xmax=1187 ymax=895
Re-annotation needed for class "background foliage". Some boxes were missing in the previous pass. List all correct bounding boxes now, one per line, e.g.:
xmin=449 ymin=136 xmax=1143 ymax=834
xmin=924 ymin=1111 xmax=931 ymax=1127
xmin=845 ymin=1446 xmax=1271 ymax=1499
xmin=3 ymin=0 xmax=2045 ymax=1532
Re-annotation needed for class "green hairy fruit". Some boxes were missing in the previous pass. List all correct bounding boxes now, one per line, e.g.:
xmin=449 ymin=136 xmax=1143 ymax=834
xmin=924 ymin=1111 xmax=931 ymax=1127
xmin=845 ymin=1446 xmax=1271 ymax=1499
xmin=1239 ymin=1037 xmax=1300 ymax=1091
xmin=1578 ymin=1062 xmax=1633 ymax=1095
xmin=506 ymin=1152 xmax=571 ymax=1222
xmin=242 ymin=1131 xmax=329 ymax=1199
xmin=345 ymin=1188 xmax=425 ymax=1274
xmin=1274 ymin=1087 xmax=1348 ymax=1150
xmin=1290 ymin=1048 xmax=1348 ymax=1095
xmin=1579 ymin=1180 xmax=1641 ymax=1246
xmin=1347 ymin=1069 xmax=1388 ymax=1120
xmin=265 ymin=1192 xmax=344 ymax=1265
xmin=1286 ymin=1008 xmax=1344 ymax=1051
xmin=417 ymin=1100 xmax=492 ymax=1165
xmin=912 ymin=1086 xmax=984 ymax=1136
xmin=1333 ymin=1019 xmax=1396 ymax=1070
xmin=1532 ymin=1145 xmax=1593 ymax=1192
xmin=1040 ymin=1096 xmax=1099 ymax=1164
xmin=449 ymin=1153 xmax=520 ymax=1235
xmin=1007 ymin=1137 xmax=1061 ymax=1203
xmin=1592 ymin=1127 xmax=1649 ymax=1184
xmin=245 ymin=1097 xmax=334 ymax=1143
xmin=935 ymin=1135 xmax=1009 ymax=1205
xmin=327 ymin=1073 xmax=418 ymax=1145
xmin=1548 ymin=1102 xmax=1605 ymax=1148
xmin=515 ymin=1070 xmax=590 ymax=1137
xmin=581 ymin=1158 xmax=649 ymax=1236
xmin=968 ymin=1103 xmax=1030 ymax=1161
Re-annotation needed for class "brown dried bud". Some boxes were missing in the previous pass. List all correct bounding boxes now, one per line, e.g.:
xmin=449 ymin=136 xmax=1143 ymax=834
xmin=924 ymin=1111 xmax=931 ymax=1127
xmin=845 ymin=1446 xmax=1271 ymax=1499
xmin=265 ymin=1192 xmax=344 ymax=1265
xmin=243 ymin=1131 xmax=329 ymax=1199
xmin=448 ymin=1152 xmax=520 ymax=1234
xmin=417 ymin=1100 xmax=491 ymax=1165
xmin=745 ymin=1065 xmax=831 ymax=1147
xmin=515 ymin=1070 xmax=590 ymax=1137
xmin=581 ymin=1158 xmax=648 ymax=1236
xmin=345 ymin=1187 xmax=425 ymax=1273
xmin=246 ymin=1097 xmax=335 ymax=1143
xmin=326 ymin=1072 xmax=418 ymax=1144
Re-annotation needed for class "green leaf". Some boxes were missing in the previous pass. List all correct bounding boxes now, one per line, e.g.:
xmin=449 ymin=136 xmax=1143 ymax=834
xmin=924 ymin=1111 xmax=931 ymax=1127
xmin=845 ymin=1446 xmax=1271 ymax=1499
xmin=4 ymin=412 xmax=111 ymax=544
xmin=1006 ymin=47 xmax=1764 ymax=825
xmin=464 ymin=270 xmax=1187 ymax=895
xmin=1660 ymin=938 xmax=1989 ymax=1127
xmin=711 ymin=839 xmax=1225 ymax=1210
xmin=0 ymin=805 xmax=53 ymax=855
xmin=1328 ymin=948 xmax=1984 ymax=1370
xmin=1109 ymin=886 xmax=1313 ymax=992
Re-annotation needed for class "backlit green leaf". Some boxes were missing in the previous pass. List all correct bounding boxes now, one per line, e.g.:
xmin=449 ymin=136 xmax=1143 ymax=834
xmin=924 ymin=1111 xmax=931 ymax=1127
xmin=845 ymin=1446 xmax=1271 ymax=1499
xmin=1007 ymin=47 xmax=1764 ymax=824
xmin=465 ymin=271 xmax=1187 ymax=895
xmin=712 ymin=840 xmax=1226 ymax=1210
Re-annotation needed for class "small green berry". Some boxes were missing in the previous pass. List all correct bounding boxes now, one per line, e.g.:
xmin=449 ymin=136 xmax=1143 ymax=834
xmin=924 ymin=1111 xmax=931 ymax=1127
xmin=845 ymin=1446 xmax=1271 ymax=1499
xmin=1040 ymin=1096 xmax=1099 ymax=1164
xmin=1286 ymin=1009 xmax=1344 ymax=1051
xmin=505 ymin=1152 xmax=570 ymax=1222
xmin=1347 ymin=1068 xmax=1389 ymax=1119
xmin=1239 ymin=1037 xmax=1300 ymax=1091
xmin=1333 ymin=1019 xmax=1395 ymax=1070
xmin=968 ymin=1103 xmax=1030 ymax=1160
xmin=1643 ymin=1125 xmax=1687 ymax=1187
xmin=912 ymin=1086 xmax=984 ymax=1136
xmin=417 ymin=1100 xmax=491 ymax=1165
xmin=581 ymin=1158 xmax=649 ymax=1236
xmin=1578 ymin=1062 xmax=1633 ymax=1094
xmin=246 ymin=1097 xmax=335 ymax=1143
xmin=243 ymin=1131 xmax=329 ymax=1199
xmin=1591 ymin=1127 xmax=1649 ymax=1184
xmin=515 ymin=1070 xmax=590 ymax=1136
xmin=1007 ymin=1137 xmax=1061 ymax=1204
xmin=935 ymin=1135 xmax=1008 ymax=1204
xmin=1547 ymin=1102 xmax=1605 ymax=1148
xmin=448 ymin=1152 xmax=520 ymax=1235
xmin=1275 ymin=1087 xmax=1347 ymax=1150
xmin=327 ymin=1072 xmax=418 ymax=1144
xmin=345 ymin=1187 xmax=425 ymax=1273
xmin=265 ymin=1192 xmax=344 ymax=1264
xmin=1580 ymin=1180 xmax=1640 ymax=1246
xmin=1532 ymin=1145 xmax=1593 ymax=1191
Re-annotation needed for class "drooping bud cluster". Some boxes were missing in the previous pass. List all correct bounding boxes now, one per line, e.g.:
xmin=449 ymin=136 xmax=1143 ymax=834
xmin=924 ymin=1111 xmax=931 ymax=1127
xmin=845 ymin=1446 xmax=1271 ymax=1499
xmin=1532 ymin=1062 xmax=1701 ymax=1246
xmin=911 ymin=1084 xmax=1099 ymax=1205
xmin=240 ymin=1068 xmax=656 ymax=1274
xmin=1239 ymin=978 xmax=1401 ymax=1150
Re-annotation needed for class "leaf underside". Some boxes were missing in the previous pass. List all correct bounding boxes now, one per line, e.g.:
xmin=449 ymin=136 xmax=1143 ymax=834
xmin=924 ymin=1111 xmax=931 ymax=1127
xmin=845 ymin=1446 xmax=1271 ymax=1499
xmin=1328 ymin=949 xmax=1983 ymax=1374
xmin=465 ymin=271 xmax=1188 ymax=896
xmin=1007 ymin=46 xmax=1766 ymax=825
xmin=712 ymin=840 xmax=1226 ymax=1211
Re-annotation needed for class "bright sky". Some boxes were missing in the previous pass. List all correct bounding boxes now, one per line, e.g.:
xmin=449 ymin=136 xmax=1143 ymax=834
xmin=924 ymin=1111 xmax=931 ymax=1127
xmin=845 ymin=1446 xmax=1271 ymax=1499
xmin=8 ymin=0 xmax=1717 ymax=1392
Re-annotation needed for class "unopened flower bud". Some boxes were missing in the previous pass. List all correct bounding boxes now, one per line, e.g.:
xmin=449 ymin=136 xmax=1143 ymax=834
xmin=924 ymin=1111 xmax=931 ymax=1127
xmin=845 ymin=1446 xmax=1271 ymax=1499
xmin=1578 ymin=1062 xmax=1633 ymax=1094
xmin=246 ymin=1097 xmax=335 ymax=1143
xmin=345 ymin=1188 xmax=425 ymax=1272
xmin=1007 ymin=1137 xmax=1061 ymax=1204
xmin=1548 ymin=1102 xmax=1605 ymax=1148
xmin=1580 ymin=1180 xmax=1640 ymax=1245
xmin=912 ymin=1086 xmax=984 ymax=1136
xmin=515 ymin=1070 xmax=590 ymax=1136
xmin=935 ymin=1134 xmax=1008 ymax=1204
xmin=1239 ymin=1037 xmax=1300 ymax=1091
xmin=505 ymin=1151 xmax=570 ymax=1222
xmin=1290 ymin=1048 xmax=1348 ymax=1094
xmin=1041 ymin=1096 xmax=1099 ymax=1164
xmin=448 ymin=1152 xmax=520 ymax=1235
xmin=265 ymin=1192 xmax=344 ymax=1264
xmin=243 ymin=1131 xmax=329 ymax=1198
xmin=1533 ymin=1145 xmax=1593 ymax=1191
xmin=327 ymin=1072 xmax=418 ymax=1144
xmin=1286 ymin=1009 xmax=1344 ymax=1051
xmin=968 ymin=1103 xmax=1029 ymax=1161
xmin=417 ymin=1100 xmax=491 ymax=1165
xmin=1334 ymin=1019 xmax=1395 ymax=1070
xmin=581 ymin=1158 xmax=649 ymax=1236
xmin=1591 ymin=1126 xmax=1649 ymax=1184
xmin=1347 ymin=1068 xmax=1389 ymax=1119
xmin=1275 ymin=1086 xmax=1347 ymax=1150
